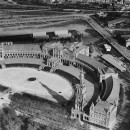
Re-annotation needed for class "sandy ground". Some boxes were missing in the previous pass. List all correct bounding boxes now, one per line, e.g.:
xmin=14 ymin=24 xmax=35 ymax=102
xmin=0 ymin=18 xmax=92 ymax=36
xmin=0 ymin=67 xmax=73 ymax=103
xmin=41 ymin=24 xmax=91 ymax=35
xmin=0 ymin=23 xmax=91 ymax=35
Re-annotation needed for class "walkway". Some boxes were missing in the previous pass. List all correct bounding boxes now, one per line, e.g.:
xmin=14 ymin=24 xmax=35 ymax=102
xmin=58 ymin=65 xmax=94 ymax=106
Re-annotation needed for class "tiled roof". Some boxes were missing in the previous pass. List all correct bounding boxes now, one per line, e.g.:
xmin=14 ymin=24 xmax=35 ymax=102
xmin=0 ymin=58 xmax=42 ymax=65
xmin=102 ymin=54 xmax=126 ymax=71
xmin=75 ymin=45 xmax=87 ymax=53
xmin=33 ymin=31 xmax=46 ymax=36
xmin=58 ymin=33 xmax=72 ymax=38
xmin=48 ymin=57 xmax=58 ymax=62
xmin=63 ymin=49 xmax=73 ymax=55
xmin=3 ymin=44 xmax=41 ymax=52
xmin=103 ymin=67 xmax=115 ymax=74
xmin=77 ymin=53 xmax=106 ymax=70
xmin=33 ymin=32 xmax=49 ymax=39
xmin=55 ymin=30 xmax=68 ymax=35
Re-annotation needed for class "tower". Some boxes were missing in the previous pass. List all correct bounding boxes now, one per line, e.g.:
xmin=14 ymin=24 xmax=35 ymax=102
xmin=75 ymin=84 xmax=83 ymax=111
xmin=74 ymin=69 xmax=85 ymax=111
xmin=79 ymin=68 xmax=85 ymax=88
xmin=71 ymin=69 xmax=85 ymax=120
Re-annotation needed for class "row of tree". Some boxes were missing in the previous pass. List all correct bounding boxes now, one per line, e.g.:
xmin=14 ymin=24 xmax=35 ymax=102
xmin=9 ymin=92 xmax=88 ymax=130
xmin=115 ymin=33 xmax=126 ymax=47
xmin=0 ymin=106 xmax=47 ymax=130
xmin=10 ymin=93 xmax=77 ymax=128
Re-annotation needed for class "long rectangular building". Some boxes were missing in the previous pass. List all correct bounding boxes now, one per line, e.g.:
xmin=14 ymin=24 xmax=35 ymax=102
xmin=77 ymin=53 xmax=106 ymax=71
xmin=101 ymin=54 xmax=126 ymax=72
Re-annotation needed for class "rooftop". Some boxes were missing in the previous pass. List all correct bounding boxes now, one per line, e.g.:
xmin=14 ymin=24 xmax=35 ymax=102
xmin=75 ymin=45 xmax=88 ymax=53
xmin=0 ymin=58 xmax=42 ymax=65
xmin=33 ymin=32 xmax=49 ymax=39
xmin=108 ymin=18 xmax=128 ymax=25
xmin=2 ymin=44 xmax=41 ymax=52
xmin=95 ymin=101 xmax=111 ymax=114
xmin=55 ymin=30 xmax=68 ymax=35
xmin=77 ymin=53 xmax=106 ymax=70
xmin=57 ymin=33 xmax=72 ymax=38
xmin=33 ymin=31 xmax=46 ymax=37
xmin=102 ymin=67 xmax=115 ymax=74
xmin=48 ymin=57 xmax=59 ymax=62
xmin=102 ymin=54 xmax=126 ymax=71
xmin=45 ymin=42 xmax=63 ymax=49
xmin=63 ymin=48 xmax=73 ymax=55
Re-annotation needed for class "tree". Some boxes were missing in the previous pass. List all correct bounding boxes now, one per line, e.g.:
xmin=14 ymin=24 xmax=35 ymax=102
xmin=115 ymin=33 xmax=126 ymax=46
xmin=27 ymin=121 xmax=39 ymax=130
xmin=0 ymin=107 xmax=23 ymax=130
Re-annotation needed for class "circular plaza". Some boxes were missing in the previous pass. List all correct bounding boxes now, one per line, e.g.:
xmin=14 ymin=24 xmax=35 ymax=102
xmin=0 ymin=67 xmax=74 ymax=104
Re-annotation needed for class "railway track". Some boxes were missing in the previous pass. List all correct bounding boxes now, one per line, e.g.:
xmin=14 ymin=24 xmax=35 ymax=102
xmin=0 ymin=13 xmax=130 ymax=62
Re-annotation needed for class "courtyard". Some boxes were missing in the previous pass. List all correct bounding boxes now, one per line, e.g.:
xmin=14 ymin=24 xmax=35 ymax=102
xmin=0 ymin=67 xmax=74 ymax=104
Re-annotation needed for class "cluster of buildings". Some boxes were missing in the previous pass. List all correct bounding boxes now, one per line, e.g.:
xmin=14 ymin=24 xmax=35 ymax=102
xmin=71 ymin=51 xmax=119 ymax=128
xmin=0 ymin=39 xmax=120 ymax=129
xmin=108 ymin=18 xmax=129 ymax=28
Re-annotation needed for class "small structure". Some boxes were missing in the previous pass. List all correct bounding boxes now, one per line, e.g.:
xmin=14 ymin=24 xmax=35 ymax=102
xmin=62 ymin=49 xmax=75 ymax=60
xmin=77 ymin=53 xmax=106 ymax=71
xmin=47 ymin=57 xmax=59 ymax=68
xmin=101 ymin=54 xmax=126 ymax=72
xmin=1 ymin=44 xmax=42 ymax=59
xmin=32 ymin=32 xmax=49 ymax=40
xmin=55 ymin=30 xmax=68 ymax=36
xmin=75 ymin=45 xmax=89 ymax=58
xmin=126 ymin=38 xmax=130 ymax=48
xmin=104 ymin=44 xmax=111 ymax=52
xmin=55 ymin=30 xmax=72 ymax=39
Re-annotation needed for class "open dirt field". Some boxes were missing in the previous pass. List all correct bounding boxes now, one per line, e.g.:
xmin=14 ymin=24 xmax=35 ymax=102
xmin=0 ymin=67 xmax=74 ymax=104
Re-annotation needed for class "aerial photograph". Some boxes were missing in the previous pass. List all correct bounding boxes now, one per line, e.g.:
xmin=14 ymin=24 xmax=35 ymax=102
xmin=0 ymin=0 xmax=130 ymax=130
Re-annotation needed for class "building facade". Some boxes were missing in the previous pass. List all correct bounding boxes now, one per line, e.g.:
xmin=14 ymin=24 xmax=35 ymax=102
xmin=0 ymin=42 xmax=120 ymax=129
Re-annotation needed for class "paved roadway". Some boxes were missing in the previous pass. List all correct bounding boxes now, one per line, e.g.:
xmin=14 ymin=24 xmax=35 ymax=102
xmin=82 ymin=15 xmax=130 ymax=61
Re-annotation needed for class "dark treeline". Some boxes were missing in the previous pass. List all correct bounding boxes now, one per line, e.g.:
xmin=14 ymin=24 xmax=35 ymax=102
xmin=0 ymin=34 xmax=34 ymax=43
